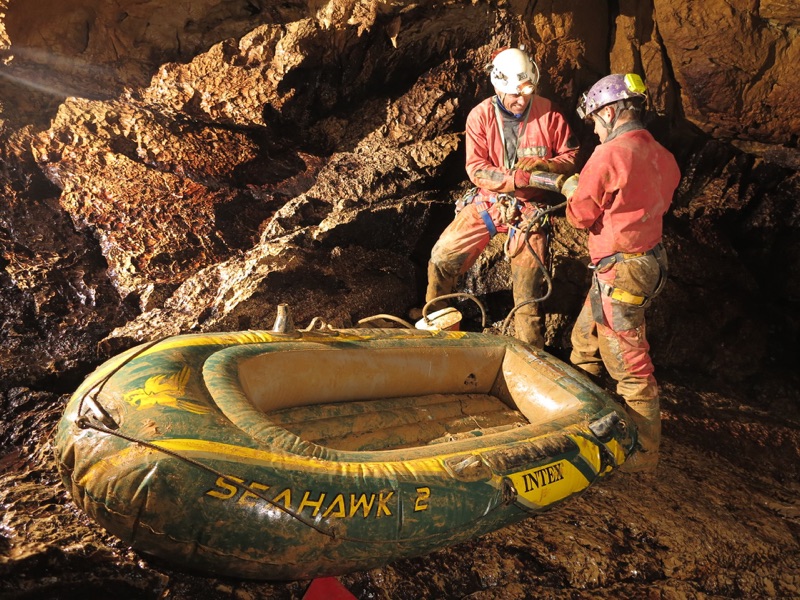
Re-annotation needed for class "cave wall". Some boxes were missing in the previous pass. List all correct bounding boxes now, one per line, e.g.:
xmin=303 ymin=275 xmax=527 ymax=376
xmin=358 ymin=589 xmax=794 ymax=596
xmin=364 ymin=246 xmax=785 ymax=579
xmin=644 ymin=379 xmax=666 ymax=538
xmin=0 ymin=0 xmax=798 ymax=394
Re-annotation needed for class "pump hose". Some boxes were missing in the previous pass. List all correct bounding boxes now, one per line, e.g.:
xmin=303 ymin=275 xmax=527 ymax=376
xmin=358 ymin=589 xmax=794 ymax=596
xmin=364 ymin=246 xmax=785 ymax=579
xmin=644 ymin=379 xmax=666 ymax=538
xmin=360 ymin=201 xmax=565 ymax=336
xmin=356 ymin=314 xmax=416 ymax=329
xmin=421 ymin=293 xmax=488 ymax=328
xmin=356 ymin=295 xmax=487 ymax=330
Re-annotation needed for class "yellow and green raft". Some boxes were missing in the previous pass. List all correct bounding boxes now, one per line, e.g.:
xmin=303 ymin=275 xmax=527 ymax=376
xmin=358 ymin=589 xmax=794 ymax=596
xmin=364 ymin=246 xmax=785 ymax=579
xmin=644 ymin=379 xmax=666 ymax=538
xmin=55 ymin=327 xmax=636 ymax=580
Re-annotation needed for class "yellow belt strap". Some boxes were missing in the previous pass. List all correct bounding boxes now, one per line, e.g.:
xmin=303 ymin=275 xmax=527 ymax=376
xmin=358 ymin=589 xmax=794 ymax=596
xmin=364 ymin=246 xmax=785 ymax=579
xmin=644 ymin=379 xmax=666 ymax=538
xmin=609 ymin=287 xmax=646 ymax=306
xmin=597 ymin=279 xmax=647 ymax=306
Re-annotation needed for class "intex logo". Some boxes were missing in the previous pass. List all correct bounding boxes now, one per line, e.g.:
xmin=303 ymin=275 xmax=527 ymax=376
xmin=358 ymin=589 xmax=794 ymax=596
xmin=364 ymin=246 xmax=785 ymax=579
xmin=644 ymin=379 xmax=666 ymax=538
xmin=521 ymin=463 xmax=565 ymax=492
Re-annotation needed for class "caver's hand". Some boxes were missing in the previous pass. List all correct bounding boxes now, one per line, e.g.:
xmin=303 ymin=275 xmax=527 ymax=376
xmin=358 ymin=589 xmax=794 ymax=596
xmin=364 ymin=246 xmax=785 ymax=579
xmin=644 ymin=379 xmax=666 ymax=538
xmin=515 ymin=156 xmax=549 ymax=172
xmin=560 ymin=174 xmax=580 ymax=200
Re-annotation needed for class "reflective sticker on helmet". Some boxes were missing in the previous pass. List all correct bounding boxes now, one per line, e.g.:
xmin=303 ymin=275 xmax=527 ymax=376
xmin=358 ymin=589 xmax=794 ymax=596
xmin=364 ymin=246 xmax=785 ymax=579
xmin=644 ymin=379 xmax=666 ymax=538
xmin=624 ymin=73 xmax=647 ymax=94
xmin=492 ymin=69 xmax=508 ymax=84
xmin=576 ymin=92 xmax=588 ymax=119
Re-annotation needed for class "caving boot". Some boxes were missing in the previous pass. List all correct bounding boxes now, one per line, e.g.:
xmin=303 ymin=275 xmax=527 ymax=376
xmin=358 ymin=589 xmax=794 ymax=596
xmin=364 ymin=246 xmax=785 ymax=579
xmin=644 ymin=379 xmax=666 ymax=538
xmin=513 ymin=310 xmax=545 ymax=348
xmin=620 ymin=398 xmax=661 ymax=474
xmin=511 ymin=263 xmax=545 ymax=348
xmin=410 ymin=261 xmax=458 ymax=320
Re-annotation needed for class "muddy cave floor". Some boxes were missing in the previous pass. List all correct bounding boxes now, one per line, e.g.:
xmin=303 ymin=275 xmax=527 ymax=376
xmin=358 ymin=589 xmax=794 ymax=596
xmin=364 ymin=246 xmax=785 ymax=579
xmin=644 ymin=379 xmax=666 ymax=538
xmin=1 ymin=370 xmax=799 ymax=600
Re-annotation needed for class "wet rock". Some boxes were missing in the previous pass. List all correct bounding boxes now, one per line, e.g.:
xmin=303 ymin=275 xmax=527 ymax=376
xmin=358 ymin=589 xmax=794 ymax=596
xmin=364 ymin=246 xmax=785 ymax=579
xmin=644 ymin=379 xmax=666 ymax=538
xmin=656 ymin=0 xmax=800 ymax=143
xmin=0 ymin=125 xmax=132 ymax=389
xmin=30 ymin=96 xmax=290 ymax=302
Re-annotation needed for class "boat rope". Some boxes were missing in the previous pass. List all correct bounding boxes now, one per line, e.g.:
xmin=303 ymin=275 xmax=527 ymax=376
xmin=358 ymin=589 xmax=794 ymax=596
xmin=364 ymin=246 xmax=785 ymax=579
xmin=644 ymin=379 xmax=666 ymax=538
xmin=356 ymin=314 xmax=416 ymax=329
xmin=76 ymin=335 xmax=171 ymax=430
xmin=76 ymin=416 xmax=518 ymax=545
xmin=300 ymin=317 xmax=340 ymax=332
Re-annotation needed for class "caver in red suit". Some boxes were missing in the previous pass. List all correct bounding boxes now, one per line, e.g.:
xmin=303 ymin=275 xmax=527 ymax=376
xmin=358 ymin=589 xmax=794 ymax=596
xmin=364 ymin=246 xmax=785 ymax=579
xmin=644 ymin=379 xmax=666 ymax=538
xmin=425 ymin=48 xmax=578 ymax=347
xmin=565 ymin=73 xmax=681 ymax=473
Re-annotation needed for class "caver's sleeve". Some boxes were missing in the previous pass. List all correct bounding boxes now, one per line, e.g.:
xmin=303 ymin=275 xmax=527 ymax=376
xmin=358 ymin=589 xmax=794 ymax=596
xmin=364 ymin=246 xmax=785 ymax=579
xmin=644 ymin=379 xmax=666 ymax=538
xmin=566 ymin=148 xmax=616 ymax=230
xmin=464 ymin=101 xmax=517 ymax=194
xmin=545 ymin=110 xmax=579 ymax=173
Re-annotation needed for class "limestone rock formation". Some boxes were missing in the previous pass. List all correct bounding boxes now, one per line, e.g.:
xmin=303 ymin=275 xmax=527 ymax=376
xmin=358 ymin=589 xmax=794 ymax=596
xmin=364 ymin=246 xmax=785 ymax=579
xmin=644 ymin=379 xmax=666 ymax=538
xmin=656 ymin=0 xmax=799 ymax=146
xmin=1 ymin=0 xmax=798 ymax=398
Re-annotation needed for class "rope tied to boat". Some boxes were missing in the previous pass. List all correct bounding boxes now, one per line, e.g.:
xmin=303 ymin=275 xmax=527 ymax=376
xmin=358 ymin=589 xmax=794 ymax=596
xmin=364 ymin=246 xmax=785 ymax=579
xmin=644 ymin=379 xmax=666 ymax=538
xmin=76 ymin=335 xmax=169 ymax=431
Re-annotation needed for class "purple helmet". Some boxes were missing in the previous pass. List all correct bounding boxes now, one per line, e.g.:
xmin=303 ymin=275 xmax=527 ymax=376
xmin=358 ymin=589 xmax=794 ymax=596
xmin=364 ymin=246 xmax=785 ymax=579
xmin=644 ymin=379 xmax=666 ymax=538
xmin=577 ymin=73 xmax=647 ymax=119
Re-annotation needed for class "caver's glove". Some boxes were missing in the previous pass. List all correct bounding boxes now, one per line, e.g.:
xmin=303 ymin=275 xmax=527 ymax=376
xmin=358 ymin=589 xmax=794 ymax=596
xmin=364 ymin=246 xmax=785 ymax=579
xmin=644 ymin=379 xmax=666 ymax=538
xmin=516 ymin=157 xmax=576 ymax=175
xmin=560 ymin=174 xmax=580 ymax=200
xmin=515 ymin=156 xmax=550 ymax=172
xmin=514 ymin=169 xmax=565 ymax=192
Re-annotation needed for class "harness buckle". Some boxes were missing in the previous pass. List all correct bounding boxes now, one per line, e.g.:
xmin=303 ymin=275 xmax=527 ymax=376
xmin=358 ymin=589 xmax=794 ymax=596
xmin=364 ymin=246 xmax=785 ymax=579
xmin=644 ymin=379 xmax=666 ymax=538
xmin=455 ymin=187 xmax=479 ymax=214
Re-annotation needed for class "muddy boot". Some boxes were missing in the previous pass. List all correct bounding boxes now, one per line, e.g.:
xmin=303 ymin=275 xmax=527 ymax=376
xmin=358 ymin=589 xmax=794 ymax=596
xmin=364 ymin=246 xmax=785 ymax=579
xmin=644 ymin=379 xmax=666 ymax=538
xmin=621 ymin=398 xmax=661 ymax=473
xmin=410 ymin=261 xmax=458 ymax=320
xmin=511 ymin=263 xmax=545 ymax=348
xmin=409 ymin=261 xmax=458 ymax=319
xmin=425 ymin=260 xmax=458 ymax=305
xmin=513 ymin=311 xmax=544 ymax=348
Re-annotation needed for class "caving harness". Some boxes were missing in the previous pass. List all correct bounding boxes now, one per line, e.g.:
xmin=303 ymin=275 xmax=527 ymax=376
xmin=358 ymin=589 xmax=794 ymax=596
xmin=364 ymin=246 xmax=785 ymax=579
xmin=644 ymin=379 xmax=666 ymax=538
xmin=455 ymin=186 xmax=567 ymax=336
xmin=455 ymin=187 xmax=557 ymax=250
xmin=590 ymin=242 xmax=668 ymax=313
xmin=455 ymin=188 xmax=522 ymax=233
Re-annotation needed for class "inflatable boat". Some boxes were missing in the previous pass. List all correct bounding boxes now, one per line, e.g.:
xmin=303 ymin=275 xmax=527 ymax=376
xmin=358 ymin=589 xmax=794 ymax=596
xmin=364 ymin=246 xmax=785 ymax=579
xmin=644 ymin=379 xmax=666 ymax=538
xmin=55 ymin=322 xmax=636 ymax=580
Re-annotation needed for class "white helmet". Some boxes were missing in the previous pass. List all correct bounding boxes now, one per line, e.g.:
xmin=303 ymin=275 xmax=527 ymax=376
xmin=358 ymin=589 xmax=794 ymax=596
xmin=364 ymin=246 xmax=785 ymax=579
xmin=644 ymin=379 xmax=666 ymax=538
xmin=489 ymin=47 xmax=540 ymax=95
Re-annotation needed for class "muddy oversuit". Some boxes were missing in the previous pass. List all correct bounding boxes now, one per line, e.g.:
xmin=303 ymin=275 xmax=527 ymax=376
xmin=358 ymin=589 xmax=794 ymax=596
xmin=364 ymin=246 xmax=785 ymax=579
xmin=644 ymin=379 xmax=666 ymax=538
xmin=424 ymin=81 xmax=577 ymax=346
xmin=428 ymin=199 xmax=548 ymax=346
xmin=566 ymin=114 xmax=680 ymax=473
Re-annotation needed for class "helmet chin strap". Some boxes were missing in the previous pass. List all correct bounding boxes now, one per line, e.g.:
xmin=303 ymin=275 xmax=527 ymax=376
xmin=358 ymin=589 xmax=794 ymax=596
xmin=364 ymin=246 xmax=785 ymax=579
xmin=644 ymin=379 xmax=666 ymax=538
xmin=496 ymin=93 xmax=526 ymax=119
xmin=595 ymin=102 xmax=623 ymax=135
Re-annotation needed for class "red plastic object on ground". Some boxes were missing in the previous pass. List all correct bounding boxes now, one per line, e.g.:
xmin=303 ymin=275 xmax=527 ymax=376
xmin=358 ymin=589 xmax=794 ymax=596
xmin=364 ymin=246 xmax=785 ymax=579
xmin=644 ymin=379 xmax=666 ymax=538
xmin=303 ymin=577 xmax=357 ymax=600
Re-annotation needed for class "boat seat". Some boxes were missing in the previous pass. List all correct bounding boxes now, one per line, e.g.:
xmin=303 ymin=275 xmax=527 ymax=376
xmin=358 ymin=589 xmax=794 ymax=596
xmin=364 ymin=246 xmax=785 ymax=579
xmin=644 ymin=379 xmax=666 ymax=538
xmin=238 ymin=344 xmax=507 ymax=413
